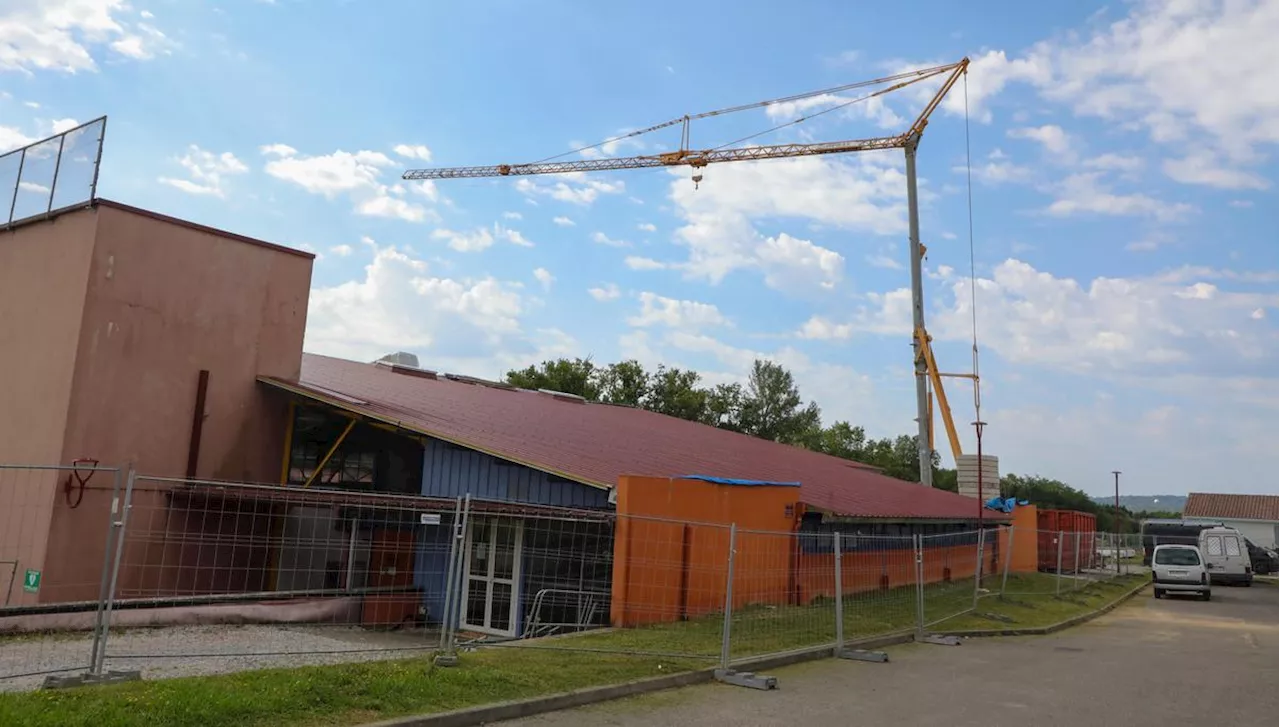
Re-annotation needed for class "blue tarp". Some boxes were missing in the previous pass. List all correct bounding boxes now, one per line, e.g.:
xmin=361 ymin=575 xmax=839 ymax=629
xmin=984 ymin=496 xmax=1029 ymax=513
xmin=677 ymin=475 xmax=802 ymax=488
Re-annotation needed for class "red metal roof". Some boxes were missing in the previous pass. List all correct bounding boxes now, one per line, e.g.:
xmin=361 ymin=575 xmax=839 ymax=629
xmin=1184 ymin=492 xmax=1278 ymax=522
xmin=264 ymin=353 xmax=997 ymax=521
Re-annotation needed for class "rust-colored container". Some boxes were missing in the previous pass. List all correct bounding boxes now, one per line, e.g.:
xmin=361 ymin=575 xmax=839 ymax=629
xmin=1037 ymin=509 xmax=1098 ymax=573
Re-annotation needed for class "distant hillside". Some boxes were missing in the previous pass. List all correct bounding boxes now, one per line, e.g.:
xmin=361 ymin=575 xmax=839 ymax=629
xmin=1091 ymin=495 xmax=1186 ymax=514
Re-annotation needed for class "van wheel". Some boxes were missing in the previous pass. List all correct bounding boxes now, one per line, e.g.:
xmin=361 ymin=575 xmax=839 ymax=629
xmin=1244 ymin=579 xmax=1252 ymax=587
xmin=1200 ymin=592 xmax=1211 ymax=602
xmin=1153 ymin=589 xmax=1164 ymax=599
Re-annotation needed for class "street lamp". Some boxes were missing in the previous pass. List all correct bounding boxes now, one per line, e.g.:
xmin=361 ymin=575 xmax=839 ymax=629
xmin=1112 ymin=470 xmax=1122 ymax=576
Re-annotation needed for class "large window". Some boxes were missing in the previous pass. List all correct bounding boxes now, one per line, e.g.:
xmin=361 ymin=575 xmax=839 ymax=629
xmin=288 ymin=441 xmax=376 ymax=488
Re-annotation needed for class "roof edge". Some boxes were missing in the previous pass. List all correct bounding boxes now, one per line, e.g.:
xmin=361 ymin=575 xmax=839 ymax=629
xmin=258 ymin=376 xmax=613 ymax=493
xmin=96 ymin=199 xmax=315 ymax=260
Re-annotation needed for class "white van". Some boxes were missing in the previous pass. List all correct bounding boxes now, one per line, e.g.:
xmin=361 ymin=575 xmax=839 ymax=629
xmin=1198 ymin=527 xmax=1253 ymax=586
xmin=1151 ymin=544 xmax=1210 ymax=601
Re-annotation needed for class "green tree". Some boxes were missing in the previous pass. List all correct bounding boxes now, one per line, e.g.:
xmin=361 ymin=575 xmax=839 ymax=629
xmin=703 ymin=382 xmax=745 ymax=431
xmin=739 ymin=360 xmax=822 ymax=445
xmin=597 ymin=360 xmax=650 ymax=407
xmin=644 ymin=366 xmax=709 ymax=421
xmin=503 ymin=357 xmax=601 ymax=400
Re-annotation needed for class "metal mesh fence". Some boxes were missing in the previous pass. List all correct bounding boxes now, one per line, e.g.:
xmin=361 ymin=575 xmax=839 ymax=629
xmin=3 ymin=469 xmax=1156 ymax=690
xmin=919 ymin=530 xmax=982 ymax=628
xmin=94 ymin=475 xmax=459 ymax=678
xmin=0 ymin=464 xmax=122 ymax=687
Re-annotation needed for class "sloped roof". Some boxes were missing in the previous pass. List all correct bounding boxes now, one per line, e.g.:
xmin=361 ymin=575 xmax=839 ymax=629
xmin=1184 ymin=492 xmax=1279 ymax=522
xmin=260 ymin=353 xmax=996 ymax=521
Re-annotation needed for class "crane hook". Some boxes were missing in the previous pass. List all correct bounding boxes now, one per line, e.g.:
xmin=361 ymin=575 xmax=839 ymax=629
xmin=691 ymin=173 xmax=703 ymax=190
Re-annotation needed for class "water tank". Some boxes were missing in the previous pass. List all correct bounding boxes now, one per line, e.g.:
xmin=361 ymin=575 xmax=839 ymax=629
xmin=956 ymin=454 xmax=999 ymax=500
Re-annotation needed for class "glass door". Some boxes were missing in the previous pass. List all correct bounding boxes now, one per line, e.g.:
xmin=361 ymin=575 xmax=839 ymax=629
xmin=462 ymin=517 xmax=523 ymax=636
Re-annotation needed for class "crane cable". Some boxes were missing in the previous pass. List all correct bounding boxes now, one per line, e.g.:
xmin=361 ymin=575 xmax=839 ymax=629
xmin=962 ymin=68 xmax=982 ymax=421
xmin=536 ymin=63 xmax=961 ymax=164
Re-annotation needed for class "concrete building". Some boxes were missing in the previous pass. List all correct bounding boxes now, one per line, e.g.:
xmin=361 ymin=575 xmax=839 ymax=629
xmin=0 ymin=200 xmax=311 ymax=604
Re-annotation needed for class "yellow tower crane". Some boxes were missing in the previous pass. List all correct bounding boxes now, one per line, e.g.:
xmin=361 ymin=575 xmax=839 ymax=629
xmin=404 ymin=59 xmax=979 ymax=483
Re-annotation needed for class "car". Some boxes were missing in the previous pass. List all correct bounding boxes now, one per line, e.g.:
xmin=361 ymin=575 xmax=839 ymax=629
xmin=1244 ymin=539 xmax=1277 ymax=576
xmin=1151 ymin=544 xmax=1211 ymax=601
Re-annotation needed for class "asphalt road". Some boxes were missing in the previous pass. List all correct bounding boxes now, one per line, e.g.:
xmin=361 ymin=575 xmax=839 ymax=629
xmin=500 ymin=583 xmax=1278 ymax=727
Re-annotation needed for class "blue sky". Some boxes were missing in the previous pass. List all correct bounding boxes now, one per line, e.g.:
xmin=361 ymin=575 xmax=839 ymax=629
xmin=2 ymin=0 xmax=1277 ymax=497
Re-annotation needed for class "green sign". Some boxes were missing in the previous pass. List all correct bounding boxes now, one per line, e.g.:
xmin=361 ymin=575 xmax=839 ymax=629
xmin=22 ymin=569 xmax=41 ymax=593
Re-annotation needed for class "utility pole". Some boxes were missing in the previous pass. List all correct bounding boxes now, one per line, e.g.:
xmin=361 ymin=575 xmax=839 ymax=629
xmin=905 ymin=134 xmax=932 ymax=488
xmin=1112 ymin=470 xmax=1122 ymax=576
xmin=974 ymin=419 xmax=987 ymax=575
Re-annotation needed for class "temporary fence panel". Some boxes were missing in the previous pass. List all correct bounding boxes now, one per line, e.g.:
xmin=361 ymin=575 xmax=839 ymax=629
xmin=442 ymin=511 xmax=729 ymax=665
xmin=726 ymin=528 xmax=832 ymax=660
xmin=833 ymin=533 xmax=919 ymax=643
xmin=919 ymin=530 xmax=981 ymax=628
xmin=94 ymin=476 xmax=461 ymax=678
xmin=0 ymin=463 xmax=123 ymax=688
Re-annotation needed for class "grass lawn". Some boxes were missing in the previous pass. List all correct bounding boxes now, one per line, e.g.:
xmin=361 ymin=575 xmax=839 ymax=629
xmin=0 ymin=572 xmax=1145 ymax=727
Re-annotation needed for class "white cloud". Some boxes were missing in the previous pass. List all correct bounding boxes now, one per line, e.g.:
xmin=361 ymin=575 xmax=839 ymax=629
xmin=22 ymin=100 xmax=38 ymax=108
xmin=533 ymin=267 xmax=554 ymax=291
xmin=157 ymin=145 xmax=247 ymax=198
xmin=306 ymin=242 xmax=545 ymax=373
xmin=331 ymin=244 xmax=354 ymax=257
xmin=392 ymin=144 xmax=432 ymax=162
xmin=961 ymin=152 xmax=1033 ymax=184
xmin=591 ymin=231 xmax=630 ymax=248
xmin=588 ymin=283 xmax=621 ymax=302
xmin=668 ymin=153 xmax=896 ymax=290
xmin=797 ymin=316 xmax=853 ymax=340
xmin=1007 ymin=124 xmax=1071 ymax=156
xmin=502 ymin=211 xmax=523 ymax=220
xmin=1228 ymin=199 xmax=1254 ymax=209
xmin=497 ymin=223 xmax=534 ymax=247
xmin=625 ymin=256 xmax=668 ymax=271
xmin=50 ymin=118 xmax=78 ymax=134
xmin=552 ymin=216 xmax=575 ymax=227
xmin=636 ymin=222 xmax=657 ymax=232
xmin=0 ymin=1 xmax=173 ymax=73
xmin=1083 ymin=153 xmax=1143 ymax=173
xmin=0 ymin=125 xmax=35 ymax=150
xmin=866 ymin=253 xmax=903 ymax=270
xmin=764 ymin=92 xmax=904 ymax=130
xmin=431 ymin=227 xmax=495 ymax=253
xmin=851 ymin=259 xmax=1277 ymax=380
xmin=1162 ymin=151 xmax=1268 ymax=190
xmin=755 ymin=233 xmax=844 ymax=291
xmin=1032 ymin=0 xmax=1277 ymax=162
xmin=262 ymin=145 xmax=437 ymax=222
xmin=514 ymin=172 xmax=625 ymax=206
xmin=1046 ymin=173 xmax=1194 ymax=222
xmin=628 ymin=292 xmax=728 ymax=330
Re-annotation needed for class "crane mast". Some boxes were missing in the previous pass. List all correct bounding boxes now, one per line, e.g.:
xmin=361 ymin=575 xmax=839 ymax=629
xmin=406 ymin=59 xmax=976 ymax=488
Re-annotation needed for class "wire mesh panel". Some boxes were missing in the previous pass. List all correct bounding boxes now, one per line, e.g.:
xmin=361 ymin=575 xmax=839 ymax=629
xmin=451 ymin=512 xmax=729 ymax=665
xmin=95 ymin=477 xmax=460 ymax=680
xmin=723 ymin=528 xmax=833 ymax=660
xmin=836 ymin=533 xmax=918 ymax=642
xmin=0 ymin=464 xmax=122 ymax=690
xmin=919 ymin=530 xmax=981 ymax=628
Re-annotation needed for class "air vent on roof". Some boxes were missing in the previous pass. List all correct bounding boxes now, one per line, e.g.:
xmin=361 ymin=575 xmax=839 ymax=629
xmin=376 ymin=351 xmax=420 ymax=367
xmin=444 ymin=373 xmax=516 ymax=390
xmin=375 ymin=360 xmax=438 ymax=380
xmin=537 ymin=388 xmax=587 ymax=404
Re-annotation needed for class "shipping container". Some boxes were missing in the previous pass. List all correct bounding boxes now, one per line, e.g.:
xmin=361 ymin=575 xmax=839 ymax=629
xmin=1037 ymin=509 xmax=1098 ymax=573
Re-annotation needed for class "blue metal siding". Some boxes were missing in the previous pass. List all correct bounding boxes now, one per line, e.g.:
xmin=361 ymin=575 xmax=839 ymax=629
xmin=414 ymin=514 xmax=456 ymax=625
xmin=421 ymin=438 xmax=610 ymax=509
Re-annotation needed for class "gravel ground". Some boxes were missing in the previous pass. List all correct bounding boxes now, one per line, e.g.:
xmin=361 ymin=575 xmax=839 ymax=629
xmin=1 ymin=624 xmax=440 ymax=693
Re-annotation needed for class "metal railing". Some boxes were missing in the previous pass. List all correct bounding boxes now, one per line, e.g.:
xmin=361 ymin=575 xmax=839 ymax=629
xmin=1 ymin=118 xmax=106 ymax=230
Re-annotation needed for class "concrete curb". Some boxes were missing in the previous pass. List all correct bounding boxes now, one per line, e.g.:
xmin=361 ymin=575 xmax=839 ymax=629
xmin=358 ymin=632 xmax=913 ymax=727
xmin=935 ymin=579 xmax=1150 ymax=638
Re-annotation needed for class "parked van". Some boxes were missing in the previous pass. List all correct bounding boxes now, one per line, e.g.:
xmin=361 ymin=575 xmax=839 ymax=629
xmin=1198 ymin=527 xmax=1253 ymax=586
